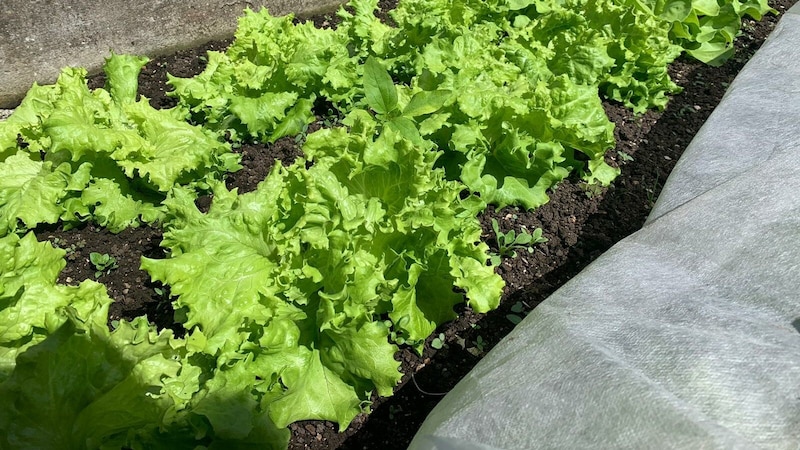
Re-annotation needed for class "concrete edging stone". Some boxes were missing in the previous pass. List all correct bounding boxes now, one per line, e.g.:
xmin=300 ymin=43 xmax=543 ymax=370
xmin=0 ymin=0 xmax=345 ymax=108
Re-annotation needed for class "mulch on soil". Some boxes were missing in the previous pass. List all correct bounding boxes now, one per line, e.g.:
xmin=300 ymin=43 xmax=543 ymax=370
xmin=27 ymin=0 xmax=798 ymax=448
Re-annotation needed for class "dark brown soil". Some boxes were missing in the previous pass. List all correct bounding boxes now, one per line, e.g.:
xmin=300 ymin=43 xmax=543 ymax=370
xmin=32 ymin=0 xmax=797 ymax=448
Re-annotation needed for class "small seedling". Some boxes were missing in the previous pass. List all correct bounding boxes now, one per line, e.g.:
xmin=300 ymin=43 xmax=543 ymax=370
xmin=319 ymin=106 xmax=345 ymax=129
xmin=506 ymin=301 xmax=527 ymax=325
xmin=506 ymin=314 xmax=523 ymax=325
xmin=617 ymin=151 xmax=634 ymax=162
xmin=388 ymin=405 xmax=403 ymax=420
xmin=467 ymin=335 xmax=487 ymax=356
xmin=384 ymin=320 xmax=406 ymax=345
xmin=293 ymin=123 xmax=311 ymax=145
xmin=645 ymin=178 xmax=662 ymax=208
xmin=90 ymin=252 xmax=118 ymax=278
xmin=385 ymin=318 xmax=418 ymax=347
xmin=431 ymin=333 xmax=446 ymax=350
xmin=581 ymin=182 xmax=604 ymax=199
xmin=490 ymin=218 xmax=548 ymax=265
xmin=473 ymin=335 xmax=485 ymax=352
xmin=677 ymin=104 xmax=697 ymax=118
xmin=51 ymin=237 xmax=85 ymax=261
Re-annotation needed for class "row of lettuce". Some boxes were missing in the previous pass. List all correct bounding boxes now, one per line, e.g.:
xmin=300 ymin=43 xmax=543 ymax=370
xmin=0 ymin=0 xmax=772 ymax=447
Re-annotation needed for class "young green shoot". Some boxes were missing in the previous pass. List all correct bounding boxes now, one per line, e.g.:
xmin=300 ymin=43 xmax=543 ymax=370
xmin=506 ymin=301 xmax=528 ymax=325
xmin=431 ymin=333 xmax=446 ymax=350
xmin=89 ymin=252 xmax=118 ymax=278
xmin=490 ymin=218 xmax=548 ymax=265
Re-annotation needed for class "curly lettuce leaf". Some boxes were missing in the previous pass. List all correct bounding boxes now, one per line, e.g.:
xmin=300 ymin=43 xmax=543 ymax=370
xmin=168 ymin=9 xmax=352 ymax=141
xmin=0 ymin=232 xmax=65 ymax=300
xmin=0 ymin=233 xmax=112 ymax=378
xmin=0 ymin=153 xmax=72 ymax=232
xmin=0 ymin=315 xmax=193 ymax=449
xmin=0 ymin=232 xmax=289 ymax=448
xmin=143 ymin=121 xmax=502 ymax=429
xmin=0 ymin=54 xmax=239 ymax=236
xmin=642 ymin=0 xmax=775 ymax=65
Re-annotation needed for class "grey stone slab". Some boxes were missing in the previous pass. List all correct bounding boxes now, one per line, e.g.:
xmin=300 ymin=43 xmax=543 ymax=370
xmin=0 ymin=0 xmax=345 ymax=108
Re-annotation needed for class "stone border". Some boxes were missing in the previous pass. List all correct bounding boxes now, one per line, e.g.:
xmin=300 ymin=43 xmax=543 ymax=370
xmin=0 ymin=0 xmax=345 ymax=108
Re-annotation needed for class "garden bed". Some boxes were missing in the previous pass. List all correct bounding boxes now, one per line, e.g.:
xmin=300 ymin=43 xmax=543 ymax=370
xmin=7 ymin=0 xmax=797 ymax=447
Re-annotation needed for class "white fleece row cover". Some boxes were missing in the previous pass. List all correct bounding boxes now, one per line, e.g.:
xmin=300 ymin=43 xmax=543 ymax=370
xmin=409 ymin=4 xmax=800 ymax=450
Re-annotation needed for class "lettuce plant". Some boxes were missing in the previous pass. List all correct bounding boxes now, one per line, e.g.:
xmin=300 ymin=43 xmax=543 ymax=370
xmin=0 ymin=232 xmax=291 ymax=449
xmin=0 ymin=54 xmax=240 ymax=236
xmin=640 ymin=0 xmax=775 ymax=65
xmin=141 ymin=110 xmax=503 ymax=429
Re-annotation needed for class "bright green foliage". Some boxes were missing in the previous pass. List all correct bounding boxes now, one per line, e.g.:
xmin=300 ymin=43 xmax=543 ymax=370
xmin=0 ymin=233 xmax=112 ymax=378
xmin=0 ymin=0 xmax=772 ymax=445
xmin=641 ymin=0 xmax=775 ymax=65
xmin=167 ymin=0 xmax=770 ymax=209
xmin=382 ymin=0 xmax=626 ymax=207
xmin=364 ymin=57 xmax=399 ymax=115
xmin=0 ymin=232 xmax=290 ymax=449
xmin=167 ymin=10 xmax=352 ymax=142
xmin=489 ymin=218 xmax=548 ymax=265
xmin=0 ymin=54 xmax=240 ymax=236
xmin=89 ymin=252 xmax=118 ymax=278
xmin=0 ymin=315 xmax=291 ymax=449
xmin=169 ymin=1 xmax=616 ymax=208
xmin=1 ymin=316 xmax=180 ymax=449
xmin=142 ymin=115 xmax=503 ymax=429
